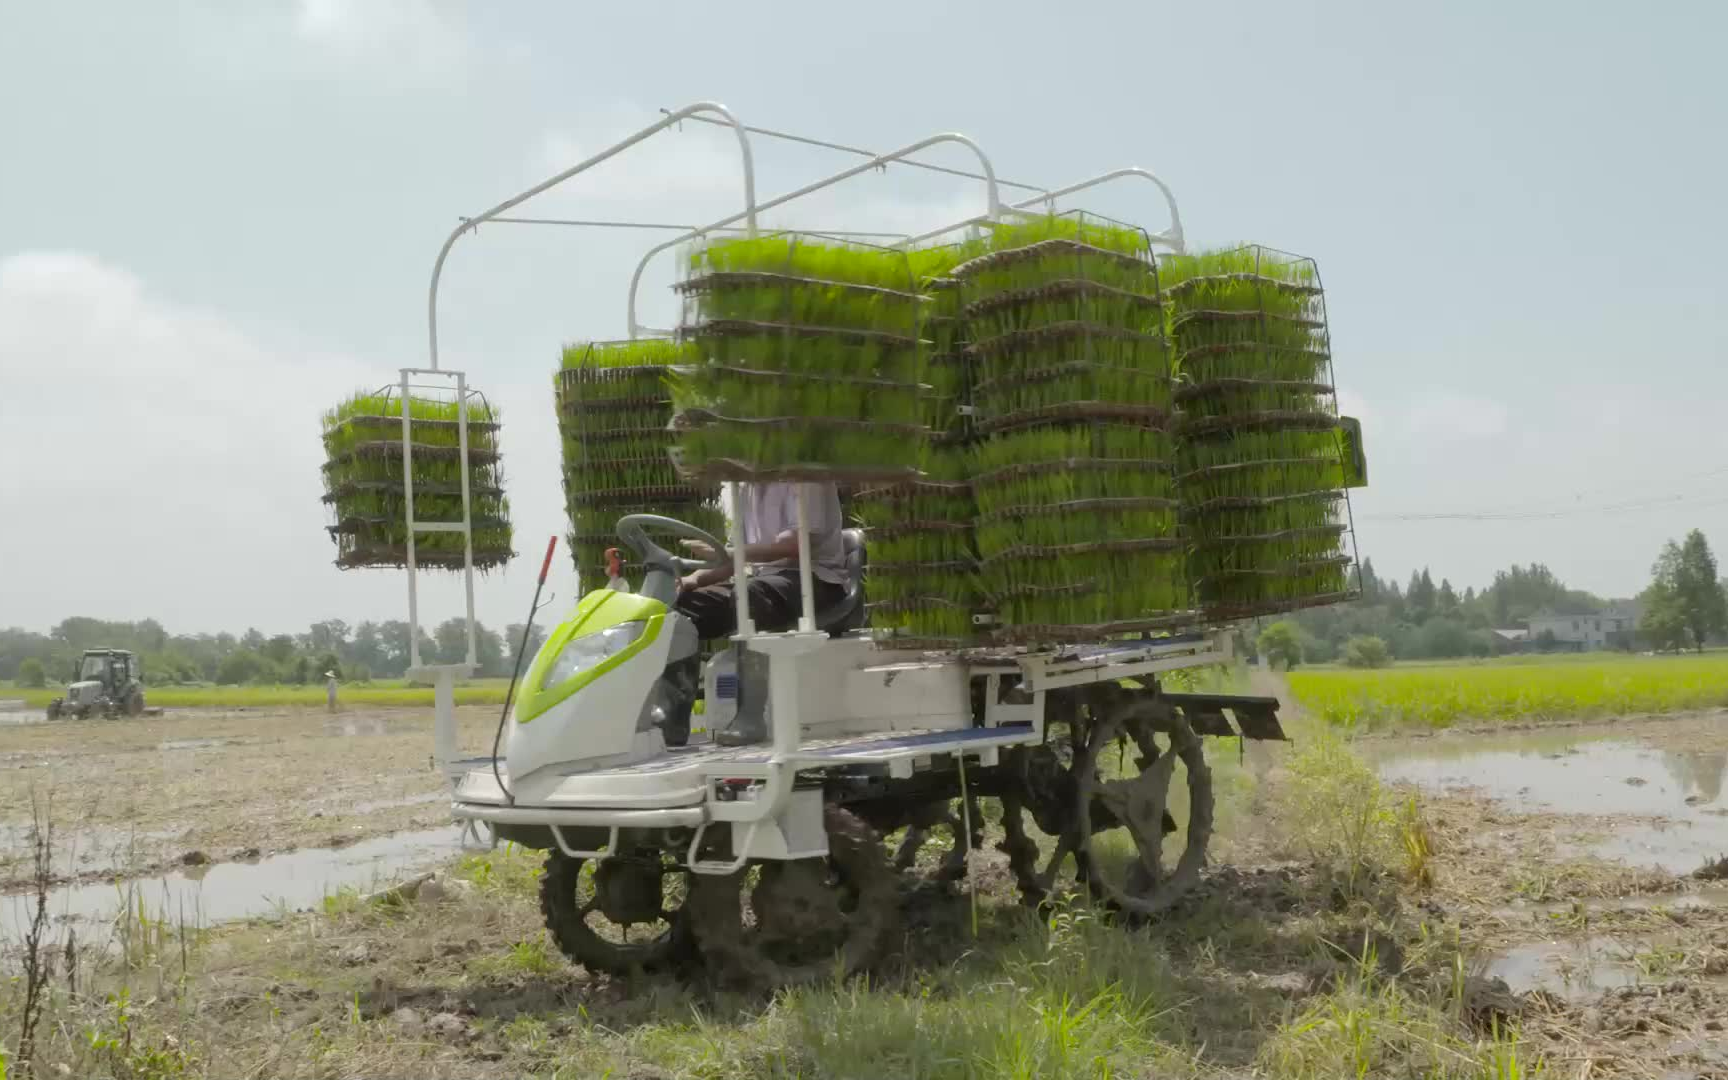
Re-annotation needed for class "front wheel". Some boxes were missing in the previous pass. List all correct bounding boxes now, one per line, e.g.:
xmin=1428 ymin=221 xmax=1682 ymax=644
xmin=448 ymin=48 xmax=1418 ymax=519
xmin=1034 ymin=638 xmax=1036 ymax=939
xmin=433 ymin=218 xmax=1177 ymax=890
xmin=540 ymin=850 xmax=694 ymax=976
xmin=125 ymin=689 xmax=145 ymax=717
xmin=45 ymin=701 xmax=61 ymax=721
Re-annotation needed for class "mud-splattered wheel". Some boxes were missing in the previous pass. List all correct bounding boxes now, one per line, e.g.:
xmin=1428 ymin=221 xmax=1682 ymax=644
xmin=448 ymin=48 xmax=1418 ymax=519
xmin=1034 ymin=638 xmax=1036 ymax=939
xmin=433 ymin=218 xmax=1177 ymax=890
xmin=998 ymin=685 xmax=1212 ymax=918
xmin=891 ymin=797 xmax=981 ymax=885
xmin=687 ymin=807 xmax=900 ymax=987
xmin=540 ymin=850 xmax=694 ymax=976
xmin=1074 ymin=692 xmax=1213 ymax=919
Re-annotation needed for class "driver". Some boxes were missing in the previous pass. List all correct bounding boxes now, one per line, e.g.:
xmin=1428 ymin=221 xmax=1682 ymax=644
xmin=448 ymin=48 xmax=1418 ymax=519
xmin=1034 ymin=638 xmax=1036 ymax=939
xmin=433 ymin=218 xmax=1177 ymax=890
xmin=674 ymin=481 xmax=847 ymax=639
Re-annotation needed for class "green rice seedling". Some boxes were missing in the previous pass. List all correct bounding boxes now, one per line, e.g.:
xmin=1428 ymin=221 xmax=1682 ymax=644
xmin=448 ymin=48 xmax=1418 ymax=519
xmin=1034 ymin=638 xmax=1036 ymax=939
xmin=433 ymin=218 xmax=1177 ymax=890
xmin=869 ymin=597 xmax=976 ymax=642
xmin=982 ymin=549 xmax=1187 ymax=631
xmin=679 ymin=418 xmax=925 ymax=477
xmin=1289 ymin=652 xmax=1728 ymax=731
xmin=977 ymin=213 xmax=1154 ymax=258
xmin=320 ymin=388 xmax=512 ymax=570
xmin=560 ymin=338 xmax=694 ymax=370
xmin=1177 ymin=382 xmax=1336 ymax=425
xmin=850 ymin=439 xmax=980 ymax=643
xmin=973 ymin=507 xmax=1179 ymax=558
xmin=952 ymin=211 xmax=1185 ymax=639
xmin=1161 ymin=245 xmax=1355 ymax=616
xmin=675 ymin=233 xmax=935 ymax=481
xmin=557 ymin=339 xmax=723 ymax=577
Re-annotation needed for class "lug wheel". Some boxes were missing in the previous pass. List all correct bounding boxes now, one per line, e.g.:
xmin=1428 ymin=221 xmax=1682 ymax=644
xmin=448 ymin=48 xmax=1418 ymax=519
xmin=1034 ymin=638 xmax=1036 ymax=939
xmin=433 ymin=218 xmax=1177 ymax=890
xmin=891 ymin=797 xmax=981 ymax=885
xmin=1074 ymin=691 xmax=1213 ymax=919
xmin=540 ymin=850 xmax=694 ymax=976
xmin=998 ymin=685 xmax=1212 ymax=918
xmin=687 ymin=807 xmax=899 ymax=987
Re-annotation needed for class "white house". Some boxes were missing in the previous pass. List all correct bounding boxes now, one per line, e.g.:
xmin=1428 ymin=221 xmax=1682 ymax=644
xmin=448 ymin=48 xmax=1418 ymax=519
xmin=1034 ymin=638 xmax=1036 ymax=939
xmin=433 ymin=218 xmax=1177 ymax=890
xmin=1526 ymin=604 xmax=1639 ymax=650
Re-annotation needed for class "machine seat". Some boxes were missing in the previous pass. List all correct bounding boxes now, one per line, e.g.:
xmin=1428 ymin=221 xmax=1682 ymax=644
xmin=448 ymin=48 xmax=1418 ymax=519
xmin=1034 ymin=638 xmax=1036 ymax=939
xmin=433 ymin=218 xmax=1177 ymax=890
xmin=815 ymin=528 xmax=867 ymax=636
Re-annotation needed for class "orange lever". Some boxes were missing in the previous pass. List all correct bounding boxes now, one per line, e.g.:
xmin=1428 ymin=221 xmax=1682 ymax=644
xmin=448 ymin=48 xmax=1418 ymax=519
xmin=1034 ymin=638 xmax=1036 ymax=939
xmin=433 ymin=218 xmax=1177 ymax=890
xmin=604 ymin=547 xmax=623 ymax=579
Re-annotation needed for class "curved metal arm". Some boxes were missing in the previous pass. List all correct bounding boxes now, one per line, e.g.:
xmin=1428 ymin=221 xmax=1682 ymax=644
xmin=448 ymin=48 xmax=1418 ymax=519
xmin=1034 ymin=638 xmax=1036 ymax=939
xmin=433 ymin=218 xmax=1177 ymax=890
xmin=1014 ymin=168 xmax=1184 ymax=253
xmin=627 ymin=132 xmax=1003 ymax=338
xmin=899 ymin=166 xmax=1185 ymax=253
xmin=425 ymin=101 xmax=758 ymax=371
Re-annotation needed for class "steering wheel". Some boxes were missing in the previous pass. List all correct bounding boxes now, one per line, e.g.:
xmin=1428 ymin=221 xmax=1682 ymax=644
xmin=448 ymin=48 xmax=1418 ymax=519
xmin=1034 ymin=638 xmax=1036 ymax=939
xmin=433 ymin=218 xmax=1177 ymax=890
xmin=615 ymin=514 xmax=730 ymax=577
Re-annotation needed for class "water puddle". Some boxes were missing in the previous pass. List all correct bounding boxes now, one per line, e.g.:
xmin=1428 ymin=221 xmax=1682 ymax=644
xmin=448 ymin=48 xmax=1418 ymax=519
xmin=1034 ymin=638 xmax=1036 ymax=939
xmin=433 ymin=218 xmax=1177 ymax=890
xmin=1498 ymin=885 xmax=1728 ymax=921
xmin=0 ymin=823 xmax=188 ymax=880
xmin=0 ymin=710 xmax=48 ymax=726
xmin=326 ymin=715 xmax=388 ymax=737
xmin=1488 ymin=936 xmax=1640 ymax=1000
xmin=0 ymin=827 xmax=463 ymax=940
xmin=1370 ymin=731 xmax=1728 ymax=874
xmin=157 ymin=737 xmax=247 ymax=752
xmin=351 ymin=791 xmax=445 ymax=815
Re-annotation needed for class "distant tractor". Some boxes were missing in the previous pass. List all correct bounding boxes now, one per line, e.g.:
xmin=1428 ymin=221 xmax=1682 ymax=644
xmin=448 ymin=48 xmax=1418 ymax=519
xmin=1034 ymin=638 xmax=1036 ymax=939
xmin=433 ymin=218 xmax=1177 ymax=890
xmin=45 ymin=649 xmax=146 ymax=720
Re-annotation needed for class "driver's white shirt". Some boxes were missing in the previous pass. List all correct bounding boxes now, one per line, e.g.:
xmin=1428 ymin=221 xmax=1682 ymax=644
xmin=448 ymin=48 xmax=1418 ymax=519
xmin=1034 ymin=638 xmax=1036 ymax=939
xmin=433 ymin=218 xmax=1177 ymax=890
xmin=741 ymin=483 xmax=846 ymax=586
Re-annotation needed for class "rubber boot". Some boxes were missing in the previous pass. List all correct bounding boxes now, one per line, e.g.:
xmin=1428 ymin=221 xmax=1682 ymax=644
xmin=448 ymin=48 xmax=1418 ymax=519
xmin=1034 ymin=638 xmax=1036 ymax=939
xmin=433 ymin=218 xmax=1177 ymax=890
xmin=715 ymin=648 xmax=770 ymax=747
xmin=659 ymin=657 xmax=700 ymax=748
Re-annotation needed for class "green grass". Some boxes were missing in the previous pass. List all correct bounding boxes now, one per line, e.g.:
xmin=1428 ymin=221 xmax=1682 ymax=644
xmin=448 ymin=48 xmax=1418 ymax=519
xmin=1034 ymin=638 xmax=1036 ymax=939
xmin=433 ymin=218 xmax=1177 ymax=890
xmin=1288 ymin=652 xmax=1728 ymax=729
xmin=0 ymin=677 xmax=514 ymax=708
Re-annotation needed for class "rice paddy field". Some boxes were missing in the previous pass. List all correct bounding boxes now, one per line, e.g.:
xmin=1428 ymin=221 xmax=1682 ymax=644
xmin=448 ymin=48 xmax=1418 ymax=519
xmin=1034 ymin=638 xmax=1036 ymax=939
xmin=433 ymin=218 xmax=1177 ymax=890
xmin=0 ymin=678 xmax=513 ymax=709
xmin=1287 ymin=652 xmax=1728 ymax=729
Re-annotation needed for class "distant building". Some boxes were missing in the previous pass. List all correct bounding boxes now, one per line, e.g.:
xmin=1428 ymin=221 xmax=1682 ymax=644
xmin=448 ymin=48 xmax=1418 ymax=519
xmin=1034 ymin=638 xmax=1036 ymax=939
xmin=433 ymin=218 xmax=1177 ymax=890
xmin=1489 ymin=627 xmax=1530 ymax=654
xmin=1526 ymin=604 xmax=1640 ymax=651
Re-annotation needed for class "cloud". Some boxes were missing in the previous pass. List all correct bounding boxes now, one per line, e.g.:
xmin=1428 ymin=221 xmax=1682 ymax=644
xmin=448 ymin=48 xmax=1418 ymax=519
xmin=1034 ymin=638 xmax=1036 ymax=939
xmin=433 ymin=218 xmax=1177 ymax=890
xmin=291 ymin=0 xmax=468 ymax=78
xmin=0 ymin=252 xmax=542 ymax=635
xmin=527 ymin=104 xmax=1000 ymax=240
xmin=1402 ymin=389 xmax=1510 ymax=441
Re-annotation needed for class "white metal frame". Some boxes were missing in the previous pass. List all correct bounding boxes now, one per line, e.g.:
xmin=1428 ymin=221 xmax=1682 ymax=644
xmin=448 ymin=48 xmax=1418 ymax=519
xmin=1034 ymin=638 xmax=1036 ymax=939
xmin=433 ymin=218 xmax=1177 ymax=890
xmin=416 ymin=102 xmax=760 ymax=777
xmin=418 ymin=101 xmax=1193 ymax=789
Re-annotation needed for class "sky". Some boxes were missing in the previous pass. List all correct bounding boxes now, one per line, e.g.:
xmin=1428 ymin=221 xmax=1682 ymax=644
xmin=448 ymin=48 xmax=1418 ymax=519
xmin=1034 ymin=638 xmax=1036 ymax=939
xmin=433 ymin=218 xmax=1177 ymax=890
xmin=2 ymin=0 xmax=1725 ymax=638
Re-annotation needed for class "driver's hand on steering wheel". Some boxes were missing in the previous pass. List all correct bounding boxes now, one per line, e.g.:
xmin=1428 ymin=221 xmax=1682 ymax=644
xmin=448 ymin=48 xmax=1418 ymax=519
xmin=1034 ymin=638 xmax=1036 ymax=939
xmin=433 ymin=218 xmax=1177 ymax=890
xmin=678 ymin=573 xmax=701 ymax=594
xmin=680 ymin=539 xmax=719 ymax=562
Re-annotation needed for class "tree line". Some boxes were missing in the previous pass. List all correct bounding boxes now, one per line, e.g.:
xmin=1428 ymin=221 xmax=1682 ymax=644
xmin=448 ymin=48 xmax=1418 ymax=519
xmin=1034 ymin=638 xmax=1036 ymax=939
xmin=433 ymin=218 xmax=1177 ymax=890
xmin=1258 ymin=528 xmax=1726 ymax=667
xmin=0 ymin=616 xmax=550 ymax=688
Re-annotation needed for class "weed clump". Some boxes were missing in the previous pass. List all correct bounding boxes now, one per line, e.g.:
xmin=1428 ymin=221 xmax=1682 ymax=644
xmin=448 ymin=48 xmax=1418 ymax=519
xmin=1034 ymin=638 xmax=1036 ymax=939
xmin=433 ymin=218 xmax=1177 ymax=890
xmin=557 ymin=340 xmax=724 ymax=584
xmin=320 ymin=389 xmax=513 ymax=570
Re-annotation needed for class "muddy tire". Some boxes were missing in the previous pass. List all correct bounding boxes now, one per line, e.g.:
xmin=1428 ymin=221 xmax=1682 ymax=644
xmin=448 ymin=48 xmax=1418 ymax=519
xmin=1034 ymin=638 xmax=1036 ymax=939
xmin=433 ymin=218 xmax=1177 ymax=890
xmin=1075 ymin=694 xmax=1213 ymax=919
xmin=998 ymin=684 xmax=1213 ymax=918
xmin=540 ymin=851 xmax=695 ymax=976
xmin=126 ymin=689 xmax=145 ymax=717
xmin=687 ymin=807 xmax=900 ymax=988
xmin=45 ymin=701 xmax=61 ymax=721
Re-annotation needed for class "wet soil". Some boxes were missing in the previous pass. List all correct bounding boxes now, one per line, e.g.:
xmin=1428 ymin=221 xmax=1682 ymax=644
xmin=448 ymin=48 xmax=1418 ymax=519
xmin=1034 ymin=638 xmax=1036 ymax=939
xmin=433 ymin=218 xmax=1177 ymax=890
xmin=1366 ymin=710 xmax=1728 ymax=1073
xmin=0 ymin=704 xmax=499 ymax=892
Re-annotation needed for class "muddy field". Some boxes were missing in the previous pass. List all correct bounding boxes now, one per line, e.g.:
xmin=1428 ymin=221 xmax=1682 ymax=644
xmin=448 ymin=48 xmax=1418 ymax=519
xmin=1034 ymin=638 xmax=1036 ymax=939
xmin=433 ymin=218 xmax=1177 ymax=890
xmin=0 ymin=704 xmax=498 ymax=894
xmin=3 ymin=700 xmax=1728 ymax=1077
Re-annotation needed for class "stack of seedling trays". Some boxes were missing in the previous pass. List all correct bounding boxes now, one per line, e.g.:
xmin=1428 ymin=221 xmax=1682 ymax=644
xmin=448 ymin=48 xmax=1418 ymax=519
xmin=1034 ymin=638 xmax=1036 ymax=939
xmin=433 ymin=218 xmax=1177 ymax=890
xmin=852 ymin=247 xmax=981 ymax=648
xmin=957 ymin=213 xmax=1187 ymax=643
xmin=1163 ymin=246 xmax=1356 ymax=618
xmin=557 ymin=340 xmax=725 ymax=583
xmin=320 ymin=391 xmax=513 ymax=570
xmin=670 ymin=233 xmax=928 ymax=485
